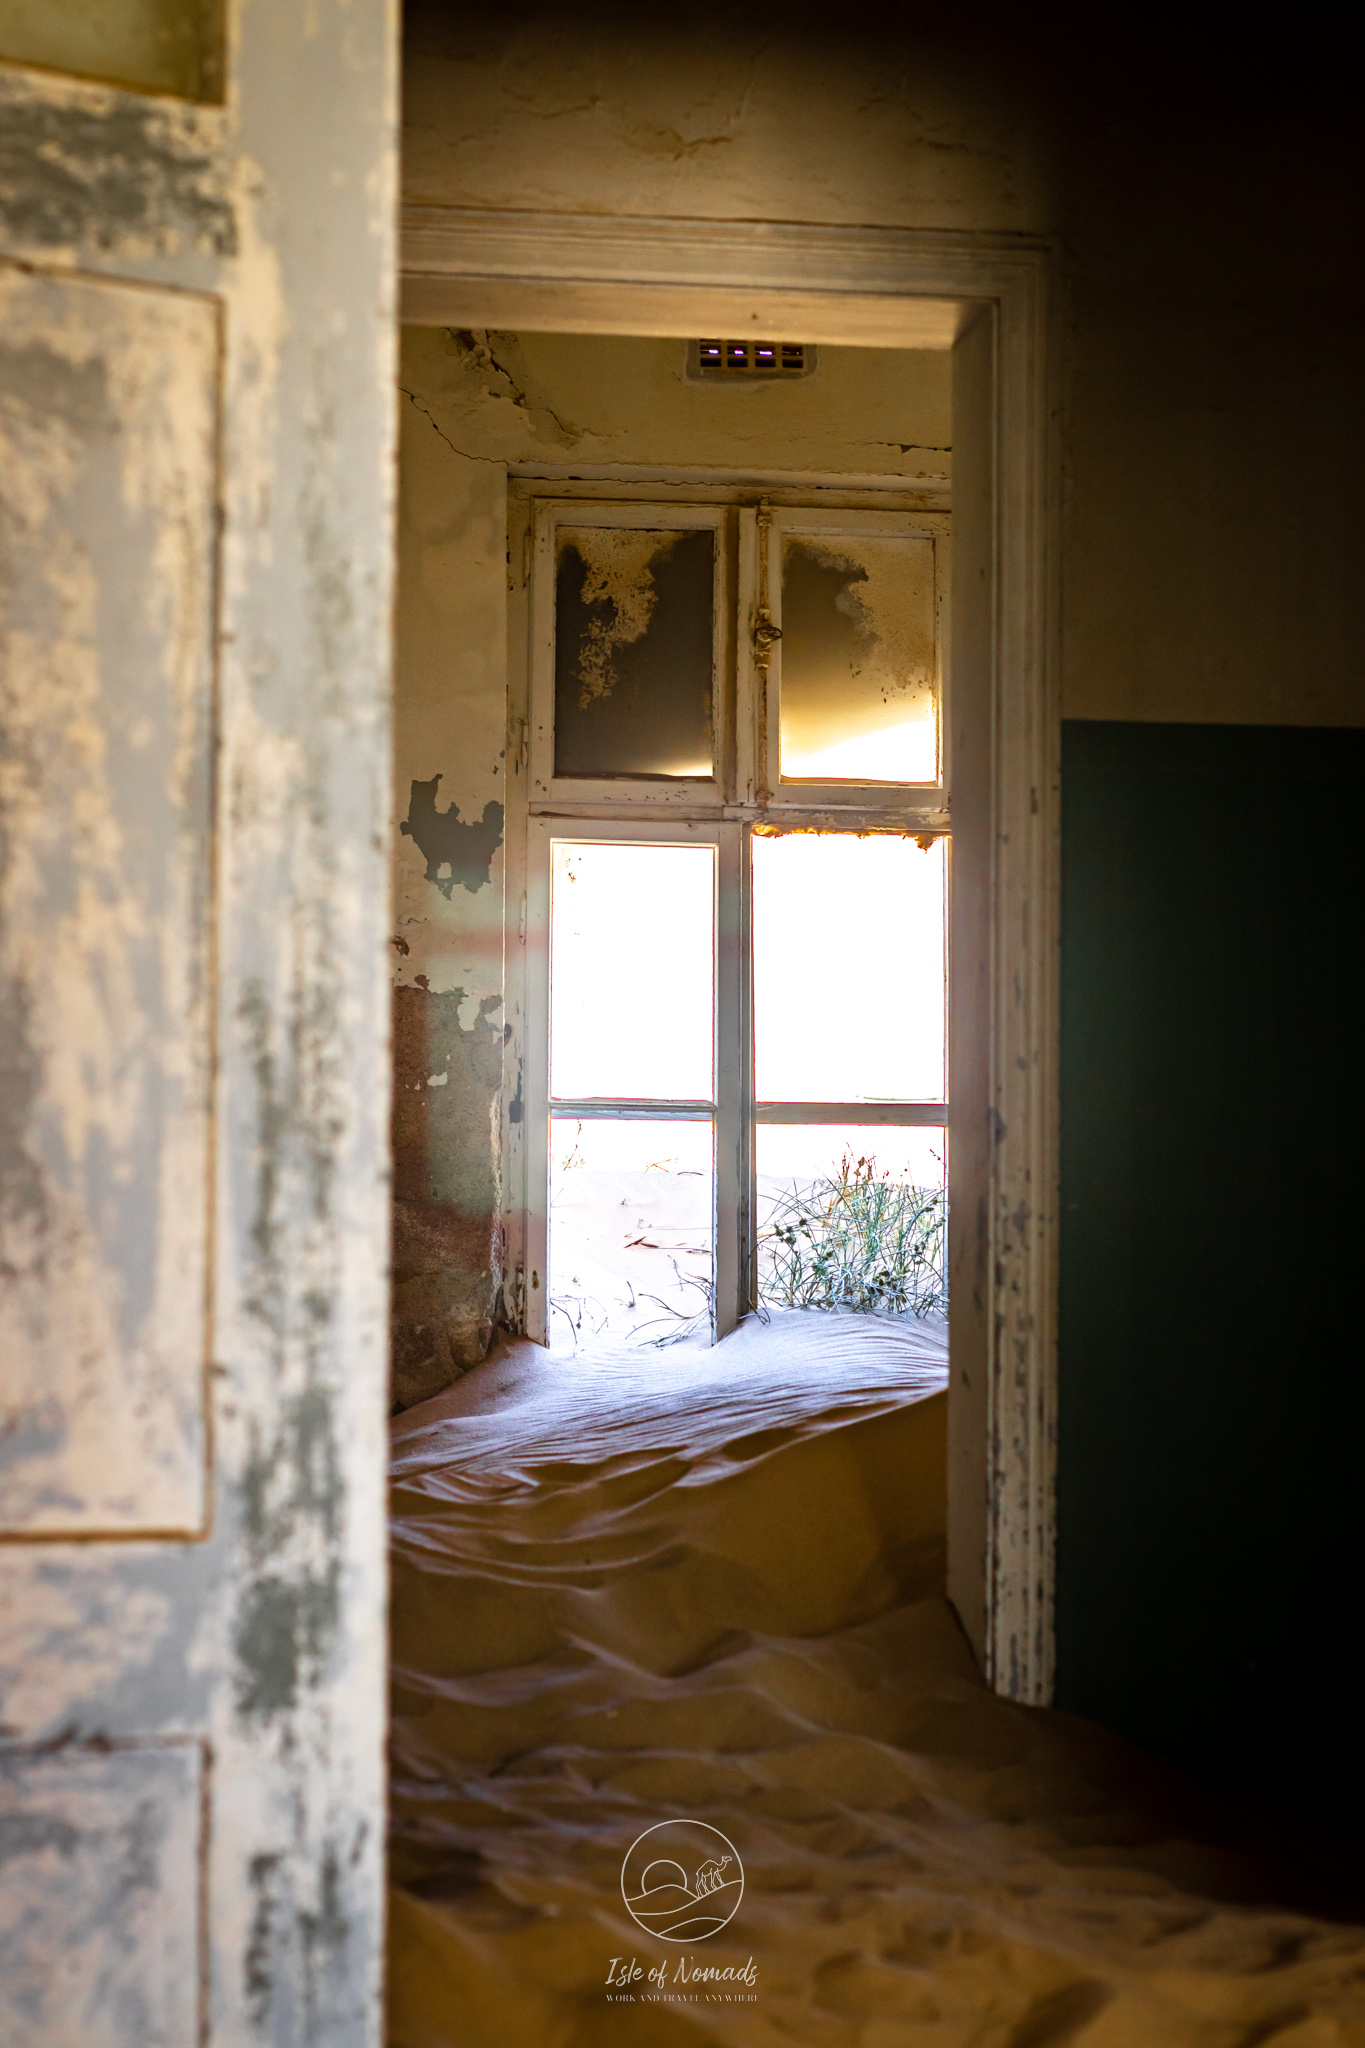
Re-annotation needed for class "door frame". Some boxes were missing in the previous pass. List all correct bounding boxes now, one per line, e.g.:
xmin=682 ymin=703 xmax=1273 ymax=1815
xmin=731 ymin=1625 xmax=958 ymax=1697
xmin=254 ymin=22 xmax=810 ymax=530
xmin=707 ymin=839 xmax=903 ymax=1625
xmin=400 ymin=208 xmax=1060 ymax=1706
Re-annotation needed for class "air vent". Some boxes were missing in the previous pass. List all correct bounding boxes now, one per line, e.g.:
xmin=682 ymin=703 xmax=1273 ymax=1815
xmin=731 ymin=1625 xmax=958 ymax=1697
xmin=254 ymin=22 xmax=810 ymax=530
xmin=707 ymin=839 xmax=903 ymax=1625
xmin=688 ymin=340 xmax=816 ymax=380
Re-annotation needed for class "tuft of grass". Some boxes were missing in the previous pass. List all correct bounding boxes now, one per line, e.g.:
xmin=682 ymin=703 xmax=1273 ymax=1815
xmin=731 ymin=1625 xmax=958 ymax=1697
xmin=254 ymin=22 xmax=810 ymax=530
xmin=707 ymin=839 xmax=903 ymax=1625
xmin=756 ymin=1151 xmax=946 ymax=1319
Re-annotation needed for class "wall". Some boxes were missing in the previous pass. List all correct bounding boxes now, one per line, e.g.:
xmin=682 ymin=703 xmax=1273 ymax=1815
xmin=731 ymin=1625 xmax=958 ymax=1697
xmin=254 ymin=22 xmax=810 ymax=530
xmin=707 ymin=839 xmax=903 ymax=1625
xmin=403 ymin=2 xmax=1365 ymax=733
xmin=392 ymin=326 xmax=950 ymax=1405
xmin=397 ymin=3 xmax=1365 ymax=1812
xmin=1058 ymin=722 xmax=1365 ymax=1815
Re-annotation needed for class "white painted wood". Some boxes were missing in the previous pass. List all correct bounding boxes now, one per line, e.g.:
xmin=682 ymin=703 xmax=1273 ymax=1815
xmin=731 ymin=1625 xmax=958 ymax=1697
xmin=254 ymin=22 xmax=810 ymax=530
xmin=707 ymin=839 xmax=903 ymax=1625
xmin=0 ymin=263 xmax=217 ymax=1536
xmin=0 ymin=2 xmax=397 ymax=2036
xmin=0 ymin=1744 xmax=203 ymax=2048
xmin=513 ymin=460 xmax=950 ymax=503
xmin=979 ymin=256 xmax=1060 ymax=1706
xmin=441 ymin=215 xmax=1058 ymax=1705
xmin=501 ymin=486 xmax=535 ymax=1337
xmin=946 ymin=307 xmax=995 ymax=1675
xmin=522 ymin=817 xmax=552 ymax=1343
xmin=755 ymin=1103 xmax=949 ymax=1126
xmin=550 ymin=1100 xmax=716 ymax=1119
xmin=714 ymin=820 xmax=747 ymax=1336
xmin=401 ymin=208 xmax=967 ymax=348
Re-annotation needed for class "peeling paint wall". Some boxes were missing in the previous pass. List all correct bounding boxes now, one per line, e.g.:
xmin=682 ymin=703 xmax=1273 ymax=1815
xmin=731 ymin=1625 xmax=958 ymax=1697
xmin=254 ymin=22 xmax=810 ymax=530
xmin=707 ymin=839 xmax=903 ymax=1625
xmin=402 ymin=325 xmax=952 ymax=486
xmin=403 ymin=4 xmax=1365 ymax=731
xmin=393 ymin=323 xmax=950 ymax=1400
xmin=403 ymin=7 xmax=1047 ymax=237
xmin=392 ymin=392 xmax=508 ymax=1404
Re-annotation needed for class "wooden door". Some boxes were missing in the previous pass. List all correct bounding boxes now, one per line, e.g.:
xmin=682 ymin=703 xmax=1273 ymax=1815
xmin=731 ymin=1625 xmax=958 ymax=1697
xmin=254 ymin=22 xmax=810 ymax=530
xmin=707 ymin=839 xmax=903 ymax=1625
xmin=0 ymin=7 xmax=396 ymax=2041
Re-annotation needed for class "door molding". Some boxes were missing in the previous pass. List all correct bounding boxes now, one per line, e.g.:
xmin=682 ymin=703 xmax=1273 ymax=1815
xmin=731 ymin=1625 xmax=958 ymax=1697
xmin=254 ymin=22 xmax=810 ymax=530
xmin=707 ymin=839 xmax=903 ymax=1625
xmin=400 ymin=206 xmax=1060 ymax=1707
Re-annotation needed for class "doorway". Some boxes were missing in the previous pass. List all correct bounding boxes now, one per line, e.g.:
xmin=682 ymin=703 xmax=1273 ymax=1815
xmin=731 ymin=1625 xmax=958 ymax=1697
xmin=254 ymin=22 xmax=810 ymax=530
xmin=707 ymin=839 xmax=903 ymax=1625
xmin=391 ymin=231 xmax=1058 ymax=1696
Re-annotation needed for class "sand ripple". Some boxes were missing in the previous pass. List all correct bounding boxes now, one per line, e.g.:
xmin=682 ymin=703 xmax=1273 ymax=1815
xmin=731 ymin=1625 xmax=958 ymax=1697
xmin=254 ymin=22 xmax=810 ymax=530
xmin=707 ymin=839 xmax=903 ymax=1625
xmin=388 ymin=1315 xmax=1365 ymax=2046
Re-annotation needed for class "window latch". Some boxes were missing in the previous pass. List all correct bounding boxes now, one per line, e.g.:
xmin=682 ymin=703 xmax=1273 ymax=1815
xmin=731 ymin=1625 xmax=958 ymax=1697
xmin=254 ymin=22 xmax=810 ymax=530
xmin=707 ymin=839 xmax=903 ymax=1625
xmin=752 ymin=614 xmax=782 ymax=676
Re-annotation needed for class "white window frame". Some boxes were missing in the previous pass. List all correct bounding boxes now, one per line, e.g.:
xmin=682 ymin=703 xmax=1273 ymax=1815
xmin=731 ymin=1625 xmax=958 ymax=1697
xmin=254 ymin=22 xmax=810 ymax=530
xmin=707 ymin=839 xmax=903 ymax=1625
xmin=513 ymin=486 xmax=951 ymax=1349
xmin=522 ymin=812 xmax=747 ymax=1346
xmin=743 ymin=504 xmax=951 ymax=821
xmin=527 ymin=500 xmax=730 ymax=812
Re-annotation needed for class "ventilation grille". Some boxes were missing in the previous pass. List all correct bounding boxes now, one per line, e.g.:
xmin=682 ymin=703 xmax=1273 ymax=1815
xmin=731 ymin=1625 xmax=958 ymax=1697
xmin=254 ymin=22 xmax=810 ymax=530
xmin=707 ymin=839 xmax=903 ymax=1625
xmin=688 ymin=340 xmax=816 ymax=380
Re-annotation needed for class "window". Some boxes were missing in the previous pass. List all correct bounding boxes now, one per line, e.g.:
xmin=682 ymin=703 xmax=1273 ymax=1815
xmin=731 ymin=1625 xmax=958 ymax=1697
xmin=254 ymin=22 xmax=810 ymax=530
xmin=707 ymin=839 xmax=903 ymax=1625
xmin=511 ymin=492 xmax=950 ymax=1348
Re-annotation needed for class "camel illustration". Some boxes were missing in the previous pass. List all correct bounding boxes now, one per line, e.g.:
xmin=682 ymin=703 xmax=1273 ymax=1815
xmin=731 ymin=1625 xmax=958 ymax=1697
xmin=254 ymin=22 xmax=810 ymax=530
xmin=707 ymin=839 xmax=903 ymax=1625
xmin=693 ymin=1854 xmax=732 ymax=1897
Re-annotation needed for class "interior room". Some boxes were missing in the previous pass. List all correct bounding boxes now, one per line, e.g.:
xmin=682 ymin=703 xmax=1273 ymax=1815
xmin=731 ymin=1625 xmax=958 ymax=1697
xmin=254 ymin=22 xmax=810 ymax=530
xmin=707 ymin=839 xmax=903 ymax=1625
xmin=389 ymin=326 xmax=956 ymax=1389
xmin=2 ymin=4 xmax=1364 ymax=2046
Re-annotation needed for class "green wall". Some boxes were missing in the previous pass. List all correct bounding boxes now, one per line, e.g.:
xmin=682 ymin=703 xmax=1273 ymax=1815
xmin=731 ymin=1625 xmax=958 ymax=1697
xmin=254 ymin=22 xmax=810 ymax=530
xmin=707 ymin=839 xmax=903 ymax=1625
xmin=1057 ymin=720 xmax=1365 ymax=1819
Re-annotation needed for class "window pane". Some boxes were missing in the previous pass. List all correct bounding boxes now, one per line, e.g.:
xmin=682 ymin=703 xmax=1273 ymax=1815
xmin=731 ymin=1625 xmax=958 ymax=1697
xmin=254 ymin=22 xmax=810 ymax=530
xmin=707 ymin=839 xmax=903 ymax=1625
xmin=779 ymin=533 xmax=938 ymax=783
xmin=752 ymin=833 xmax=945 ymax=1102
xmin=550 ymin=1118 xmax=713 ymax=1350
xmin=555 ymin=526 xmax=714 ymax=779
xmin=0 ymin=1 xmax=223 ymax=100
xmin=550 ymin=841 xmax=715 ymax=1100
xmin=756 ymin=1126 xmax=946 ymax=1318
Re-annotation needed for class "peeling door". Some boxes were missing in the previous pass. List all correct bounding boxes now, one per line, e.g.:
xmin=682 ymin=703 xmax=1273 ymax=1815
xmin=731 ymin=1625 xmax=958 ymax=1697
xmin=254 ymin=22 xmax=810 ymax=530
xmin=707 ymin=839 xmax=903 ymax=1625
xmin=0 ymin=9 xmax=396 ymax=2044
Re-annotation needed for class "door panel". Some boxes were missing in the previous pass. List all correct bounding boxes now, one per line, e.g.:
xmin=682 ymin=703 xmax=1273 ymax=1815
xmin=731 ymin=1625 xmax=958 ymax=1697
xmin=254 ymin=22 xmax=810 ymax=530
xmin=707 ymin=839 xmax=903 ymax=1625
xmin=0 ymin=8 xmax=396 ymax=2042
xmin=0 ymin=262 xmax=217 ymax=1537
xmin=0 ymin=1743 xmax=203 ymax=2047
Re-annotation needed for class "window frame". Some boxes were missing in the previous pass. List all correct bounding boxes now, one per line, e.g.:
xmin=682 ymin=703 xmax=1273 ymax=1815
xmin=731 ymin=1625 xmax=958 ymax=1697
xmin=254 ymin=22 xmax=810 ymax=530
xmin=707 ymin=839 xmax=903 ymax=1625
xmin=527 ymin=499 xmax=731 ymax=812
xmin=521 ymin=812 xmax=746 ymax=1346
xmin=747 ymin=503 xmax=951 ymax=818
xmin=508 ymin=482 xmax=952 ymax=1347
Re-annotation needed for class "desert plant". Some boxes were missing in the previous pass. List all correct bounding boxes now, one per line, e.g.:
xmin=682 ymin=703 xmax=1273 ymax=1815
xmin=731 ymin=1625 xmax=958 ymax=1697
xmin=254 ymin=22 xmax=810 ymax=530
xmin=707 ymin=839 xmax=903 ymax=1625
xmin=756 ymin=1151 xmax=946 ymax=1319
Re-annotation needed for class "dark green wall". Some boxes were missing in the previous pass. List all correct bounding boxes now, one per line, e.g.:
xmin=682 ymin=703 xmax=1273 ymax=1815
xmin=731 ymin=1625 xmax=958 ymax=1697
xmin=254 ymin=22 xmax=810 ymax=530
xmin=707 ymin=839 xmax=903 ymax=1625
xmin=1057 ymin=720 xmax=1365 ymax=1820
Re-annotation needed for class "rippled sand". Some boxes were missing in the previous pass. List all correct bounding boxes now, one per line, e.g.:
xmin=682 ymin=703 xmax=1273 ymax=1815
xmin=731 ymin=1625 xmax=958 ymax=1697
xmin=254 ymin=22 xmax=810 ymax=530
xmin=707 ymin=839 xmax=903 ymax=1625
xmin=387 ymin=1315 xmax=1365 ymax=2046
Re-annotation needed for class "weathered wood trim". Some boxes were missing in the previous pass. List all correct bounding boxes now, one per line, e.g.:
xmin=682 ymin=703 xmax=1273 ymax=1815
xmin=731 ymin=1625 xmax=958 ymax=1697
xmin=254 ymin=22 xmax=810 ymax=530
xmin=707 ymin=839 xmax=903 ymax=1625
xmin=1 ymin=7 xmax=399 ymax=2040
xmin=984 ymin=254 xmax=1060 ymax=1706
xmin=409 ymin=210 xmax=1060 ymax=1705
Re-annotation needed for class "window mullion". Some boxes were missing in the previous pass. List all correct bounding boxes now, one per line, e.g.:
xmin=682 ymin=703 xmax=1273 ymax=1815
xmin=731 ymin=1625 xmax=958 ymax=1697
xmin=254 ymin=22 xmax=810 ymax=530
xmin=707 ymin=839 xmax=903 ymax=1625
xmin=549 ymin=1099 xmax=714 ymax=1118
xmin=715 ymin=819 xmax=750 ymax=1337
xmin=754 ymin=1102 xmax=949 ymax=1126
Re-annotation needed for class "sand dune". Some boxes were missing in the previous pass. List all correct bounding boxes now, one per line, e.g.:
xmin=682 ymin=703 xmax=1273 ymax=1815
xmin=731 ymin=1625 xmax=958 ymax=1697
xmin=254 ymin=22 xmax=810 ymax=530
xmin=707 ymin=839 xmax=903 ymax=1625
xmin=388 ymin=1313 xmax=1365 ymax=2046
xmin=628 ymin=1878 xmax=744 ymax=1942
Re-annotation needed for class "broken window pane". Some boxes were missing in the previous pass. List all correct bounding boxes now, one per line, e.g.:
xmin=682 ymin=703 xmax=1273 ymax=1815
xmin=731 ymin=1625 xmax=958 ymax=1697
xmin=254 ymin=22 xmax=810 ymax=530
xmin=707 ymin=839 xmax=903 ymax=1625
xmin=554 ymin=526 xmax=715 ymax=779
xmin=752 ymin=832 xmax=945 ymax=1103
xmin=779 ymin=533 xmax=938 ymax=783
xmin=550 ymin=841 xmax=715 ymax=1101
xmin=755 ymin=1126 xmax=946 ymax=1319
xmin=550 ymin=1118 xmax=714 ymax=1350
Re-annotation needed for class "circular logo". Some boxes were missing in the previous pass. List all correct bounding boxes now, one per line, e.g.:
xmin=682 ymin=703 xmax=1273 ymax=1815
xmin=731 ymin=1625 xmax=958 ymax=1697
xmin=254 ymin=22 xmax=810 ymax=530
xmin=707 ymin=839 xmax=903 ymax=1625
xmin=620 ymin=1821 xmax=743 ymax=1943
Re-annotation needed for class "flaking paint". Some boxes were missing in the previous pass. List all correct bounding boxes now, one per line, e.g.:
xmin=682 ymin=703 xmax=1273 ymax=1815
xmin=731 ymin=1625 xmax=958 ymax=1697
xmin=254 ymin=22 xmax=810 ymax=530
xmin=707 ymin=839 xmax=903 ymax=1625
xmin=1 ymin=6 xmax=397 ymax=2042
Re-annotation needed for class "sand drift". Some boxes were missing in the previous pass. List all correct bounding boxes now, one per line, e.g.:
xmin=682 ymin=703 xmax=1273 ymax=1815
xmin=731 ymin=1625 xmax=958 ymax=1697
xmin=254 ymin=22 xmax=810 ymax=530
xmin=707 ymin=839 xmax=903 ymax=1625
xmin=387 ymin=1312 xmax=1365 ymax=2045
